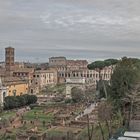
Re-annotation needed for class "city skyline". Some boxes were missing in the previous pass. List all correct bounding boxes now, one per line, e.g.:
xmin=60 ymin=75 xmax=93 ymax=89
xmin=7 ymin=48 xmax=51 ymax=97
xmin=0 ymin=0 xmax=140 ymax=62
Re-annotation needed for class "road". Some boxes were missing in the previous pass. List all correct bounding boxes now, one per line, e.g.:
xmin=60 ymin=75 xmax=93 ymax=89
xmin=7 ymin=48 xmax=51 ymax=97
xmin=75 ymin=103 xmax=97 ymax=121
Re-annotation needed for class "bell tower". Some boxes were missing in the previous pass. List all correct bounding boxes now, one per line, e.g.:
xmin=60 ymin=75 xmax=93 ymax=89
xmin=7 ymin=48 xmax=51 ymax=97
xmin=5 ymin=47 xmax=15 ymax=76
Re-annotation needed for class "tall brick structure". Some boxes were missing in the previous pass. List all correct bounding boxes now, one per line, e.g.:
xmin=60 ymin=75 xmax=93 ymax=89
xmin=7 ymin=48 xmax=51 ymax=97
xmin=5 ymin=47 xmax=15 ymax=76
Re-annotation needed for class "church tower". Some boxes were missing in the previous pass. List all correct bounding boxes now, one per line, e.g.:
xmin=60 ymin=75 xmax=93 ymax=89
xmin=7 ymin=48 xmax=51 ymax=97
xmin=5 ymin=47 xmax=15 ymax=76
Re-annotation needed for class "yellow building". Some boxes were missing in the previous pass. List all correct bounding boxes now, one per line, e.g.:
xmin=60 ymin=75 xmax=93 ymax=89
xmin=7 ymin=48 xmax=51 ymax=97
xmin=2 ymin=77 xmax=28 ymax=96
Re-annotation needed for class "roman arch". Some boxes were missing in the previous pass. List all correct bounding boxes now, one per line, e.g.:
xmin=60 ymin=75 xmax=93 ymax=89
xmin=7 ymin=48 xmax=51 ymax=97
xmin=65 ymin=77 xmax=96 ymax=98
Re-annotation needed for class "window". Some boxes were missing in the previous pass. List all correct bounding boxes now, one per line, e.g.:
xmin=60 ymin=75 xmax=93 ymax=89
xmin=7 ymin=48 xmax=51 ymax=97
xmin=31 ymin=89 xmax=33 ymax=94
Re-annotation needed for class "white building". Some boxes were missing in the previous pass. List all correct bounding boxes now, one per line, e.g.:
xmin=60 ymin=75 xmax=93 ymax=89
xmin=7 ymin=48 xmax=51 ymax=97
xmin=0 ymin=77 xmax=8 ymax=105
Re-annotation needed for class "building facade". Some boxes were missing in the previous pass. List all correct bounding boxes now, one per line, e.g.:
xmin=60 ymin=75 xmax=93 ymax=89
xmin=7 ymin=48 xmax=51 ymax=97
xmin=2 ymin=77 xmax=29 ymax=96
xmin=14 ymin=62 xmax=25 ymax=69
xmin=30 ymin=69 xmax=58 ymax=94
xmin=66 ymin=60 xmax=88 ymax=70
xmin=0 ymin=77 xmax=28 ymax=104
xmin=13 ymin=68 xmax=34 ymax=89
xmin=48 ymin=56 xmax=114 ymax=87
xmin=49 ymin=57 xmax=67 ymax=67
xmin=0 ymin=77 xmax=8 ymax=105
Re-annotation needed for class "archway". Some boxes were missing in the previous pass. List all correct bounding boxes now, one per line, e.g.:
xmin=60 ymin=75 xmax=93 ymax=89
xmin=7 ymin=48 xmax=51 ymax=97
xmin=66 ymin=84 xmax=85 ymax=98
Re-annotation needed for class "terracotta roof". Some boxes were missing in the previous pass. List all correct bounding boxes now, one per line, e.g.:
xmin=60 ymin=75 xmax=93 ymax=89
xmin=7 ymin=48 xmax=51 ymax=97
xmin=1 ymin=76 xmax=28 ymax=86
xmin=35 ymin=69 xmax=57 ymax=73
xmin=13 ymin=68 xmax=34 ymax=73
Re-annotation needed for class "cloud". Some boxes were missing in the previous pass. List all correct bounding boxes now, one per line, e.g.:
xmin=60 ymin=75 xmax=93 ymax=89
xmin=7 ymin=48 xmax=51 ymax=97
xmin=41 ymin=13 xmax=127 ymax=27
xmin=15 ymin=48 xmax=140 ymax=62
xmin=0 ymin=0 xmax=140 ymax=62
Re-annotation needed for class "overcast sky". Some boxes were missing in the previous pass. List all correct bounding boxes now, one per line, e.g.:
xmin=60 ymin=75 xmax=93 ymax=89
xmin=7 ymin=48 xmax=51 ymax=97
xmin=0 ymin=0 xmax=140 ymax=62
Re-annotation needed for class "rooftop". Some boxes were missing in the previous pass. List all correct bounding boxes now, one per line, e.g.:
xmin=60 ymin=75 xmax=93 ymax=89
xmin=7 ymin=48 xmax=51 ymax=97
xmin=13 ymin=68 xmax=34 ymax=73
xmin=49 ymin=56 xmax=66 ymax=59
xmin=1 ymin=76 xmax=28 ymax=86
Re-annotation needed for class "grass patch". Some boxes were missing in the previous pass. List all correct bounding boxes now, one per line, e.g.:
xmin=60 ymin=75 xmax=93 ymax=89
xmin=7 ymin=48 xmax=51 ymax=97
xmin=23 ymin=108 xmax=54 ymax=122
xmin=0 ymin=111 xmax=16 ymax=120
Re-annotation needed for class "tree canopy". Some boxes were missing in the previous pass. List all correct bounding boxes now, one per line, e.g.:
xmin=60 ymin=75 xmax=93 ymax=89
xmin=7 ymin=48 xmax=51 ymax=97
xmin=4 ymin=94 xmax=37 ymax=110
xmin=71 ymin=87 xmax=85 ymax=103
xmin=87 ymin=59 xmax=119 ymax=71
xmin=88 ymin=59 xmax=119 ymax=99
xmin=108 ymin=57 xmax=140 ymax=110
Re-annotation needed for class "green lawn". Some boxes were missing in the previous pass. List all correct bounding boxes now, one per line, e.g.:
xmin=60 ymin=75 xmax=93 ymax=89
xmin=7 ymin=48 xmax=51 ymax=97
xmin=0 ymin=111 xmax=16 ymax=120
xmin=23 ymin=108 xmax=54 ymax=122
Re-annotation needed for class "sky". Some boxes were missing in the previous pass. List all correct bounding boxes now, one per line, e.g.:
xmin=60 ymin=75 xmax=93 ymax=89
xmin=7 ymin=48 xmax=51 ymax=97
xmin=0 ymin=0 xmax=140 ymax=62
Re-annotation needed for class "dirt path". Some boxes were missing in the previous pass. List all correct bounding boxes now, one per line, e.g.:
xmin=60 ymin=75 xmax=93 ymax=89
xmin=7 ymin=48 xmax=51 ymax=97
xmin=75 ymin=103 xmax=97 ymax=121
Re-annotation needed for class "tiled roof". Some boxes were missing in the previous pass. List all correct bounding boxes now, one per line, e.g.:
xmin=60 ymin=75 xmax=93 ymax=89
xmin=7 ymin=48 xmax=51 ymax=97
xmin=1 ymin=76 xmax=28 ymax=86
xmin=35 ymin=69 xmax=57 ymax=73
xmin=13 ymin=68 xmax=34 ymax=73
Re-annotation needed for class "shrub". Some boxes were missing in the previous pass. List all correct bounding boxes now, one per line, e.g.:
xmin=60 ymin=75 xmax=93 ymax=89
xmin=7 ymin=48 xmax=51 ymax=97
xmin=4 ymin=94 xmax=37 ymax=110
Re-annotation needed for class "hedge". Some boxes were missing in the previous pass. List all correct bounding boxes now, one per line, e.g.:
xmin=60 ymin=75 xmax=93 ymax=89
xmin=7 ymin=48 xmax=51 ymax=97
xmin=4 ymin=94 xmax=37 ymax=110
